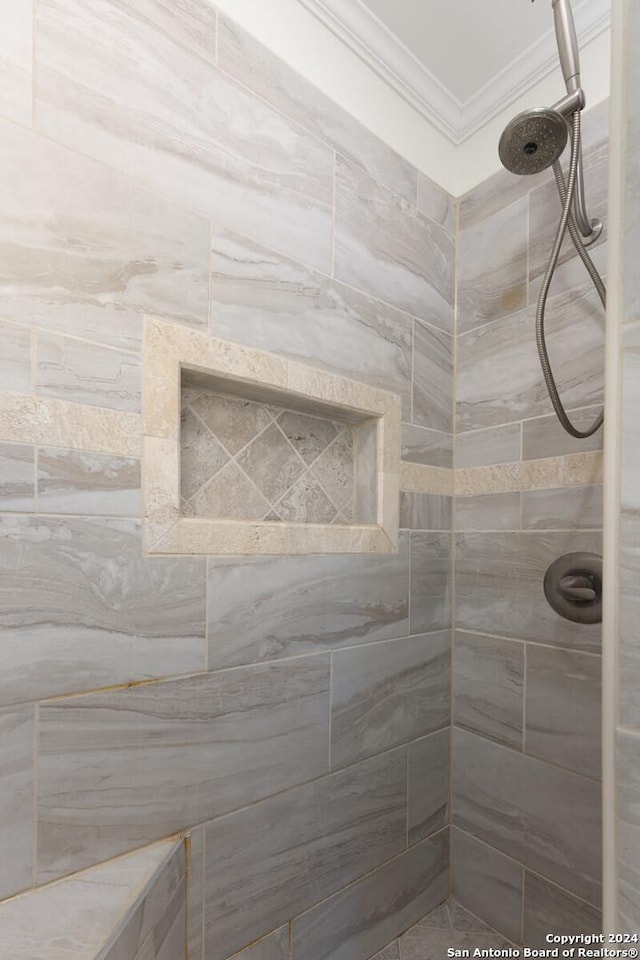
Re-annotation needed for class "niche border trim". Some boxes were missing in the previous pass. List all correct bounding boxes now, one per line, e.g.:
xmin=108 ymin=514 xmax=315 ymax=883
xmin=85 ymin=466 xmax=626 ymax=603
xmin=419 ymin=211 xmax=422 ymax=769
xmin=142 ymin=317 xmax=400 ymax=555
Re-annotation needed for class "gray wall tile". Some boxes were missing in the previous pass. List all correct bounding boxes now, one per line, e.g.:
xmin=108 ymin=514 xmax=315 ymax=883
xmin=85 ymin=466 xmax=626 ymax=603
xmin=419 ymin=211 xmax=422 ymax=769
xmin=522 ymin=407 xmax=603 ymax=460
xmin=331 ymin=633 xmax=450 ymax=769
xmin=456 ymin=423 xmax=521 ymax=469
xmin=211 ymin=230 xmax=413 ymax=419
xmin=187 ymin=827 xmax=204 ymax=960
xmin=451 ymin=828 xmax=523 ymax=944
xmin=204 ymin=749 xmax=407 ymax=960
xmin=37 ymin=447 xmax=141 ymax=516
xmin=227 ymin=928 xmax=290 ymax=960
xmin=0 ymin=118 xmax=209 ymax=350
xmin=0 ymin=320 xmax=32 ymax=392
xmin=410 ymin=532 xmax=451 ymax=634
xmin=620 ymin=331 xmax=640 ymax=725
xmin=454 ymin=631 xmax=524 ymax=749
xmin=401 ymin=423 xmax=453 ymax=468
xmin=38 ymin=656 xmax=331 ymax=882
xmin=526 ymin=645 xmax=602 ymax=779
xmin=459 ymin=167 xmax=539 ymax=233
xmin=37 ymin=0 xmax=333 ymax=273
xmin=452 ymin=729 xmax=602 ymax=905
xmin=290 ymin=831 xmax=449 ymax=960
xmin=455 ymin=530 xmax=602 ymax=652
xmin=457 ymin=196 xmax=528 ymax=335
xmin=118 ymin=0 xmax=216 ymax=60
xmin=523 ymin=873 xmax=601 ymax=947
xmin=617 ymin=730 xmax=640 ymax=932
xmin=0 ymin=442 xmax=35 ymax=512
xmin=417 ymin=174 xmax=455 ymax=234
xmin=207 ymin=535 xmax=410 ymax=670
xmin=521 ymin=485 xmax=602 ymax=530
xmin=399 ymin=493 xmax=452 ymax=531
xmin=216 ymin=15 xmax=417 ymax=204
xmin=0 ymin=516 xmax=206 ymax=706
xmin=457 ymin=287 xmax=605 ymax=432
xmin=153 ymin=877 xmax=186 ymax=960
xmin=408 ymin=730 xmax=450 ymax=845
xmin=455 ymin=493 xmax=521 ymax=532
xmin=0 ymin=705 xmax=34 ymax=900
xmin=335 ymin=157 xmax=454 ymax=332
xmin=412 ymin=321 xmax=453 ymax=433
xmin=37 ymin=334 xmax=141 ymax=413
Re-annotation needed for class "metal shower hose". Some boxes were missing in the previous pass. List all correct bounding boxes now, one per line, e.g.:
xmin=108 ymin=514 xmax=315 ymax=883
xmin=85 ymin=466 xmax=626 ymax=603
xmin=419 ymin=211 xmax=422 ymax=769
xmin=536 ymin=109 xmax=606 ymax=438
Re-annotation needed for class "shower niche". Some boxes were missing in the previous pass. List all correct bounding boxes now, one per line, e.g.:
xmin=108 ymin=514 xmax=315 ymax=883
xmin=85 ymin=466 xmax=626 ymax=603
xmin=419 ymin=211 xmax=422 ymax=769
xmin=142 ymin=317 xmax=400 ymax=555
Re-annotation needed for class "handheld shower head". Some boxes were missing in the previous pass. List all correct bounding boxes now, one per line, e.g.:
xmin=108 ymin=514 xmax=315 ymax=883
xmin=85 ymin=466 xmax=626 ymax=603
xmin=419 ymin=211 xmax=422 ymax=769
xmin=498 ymin=106 xmax=568 ymax=176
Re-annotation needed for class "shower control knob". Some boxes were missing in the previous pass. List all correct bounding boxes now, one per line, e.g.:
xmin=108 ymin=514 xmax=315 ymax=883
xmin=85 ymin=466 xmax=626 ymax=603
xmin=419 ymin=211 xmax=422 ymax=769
xmin=544 ymin=552 xmax=602 ymax=623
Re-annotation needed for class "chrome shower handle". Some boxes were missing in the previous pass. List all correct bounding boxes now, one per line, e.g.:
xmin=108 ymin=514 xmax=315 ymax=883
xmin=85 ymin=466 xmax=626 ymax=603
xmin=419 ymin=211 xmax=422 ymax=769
xmin=552 ymin=0 xmax=581 ymax=94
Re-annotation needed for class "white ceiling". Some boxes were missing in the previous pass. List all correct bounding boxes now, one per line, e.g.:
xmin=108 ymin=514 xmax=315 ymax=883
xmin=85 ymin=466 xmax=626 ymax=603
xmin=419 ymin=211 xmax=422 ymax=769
xmin=299 ymin=0 xmax=611 ymax=143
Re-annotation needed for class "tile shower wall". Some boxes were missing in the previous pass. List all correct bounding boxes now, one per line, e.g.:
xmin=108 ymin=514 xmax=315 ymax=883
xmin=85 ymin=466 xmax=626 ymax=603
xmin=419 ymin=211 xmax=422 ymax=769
xmin=452 ymin=100 xmax=609 ymax=942
xmin=0 ymin=4 xmax=453 ymax=959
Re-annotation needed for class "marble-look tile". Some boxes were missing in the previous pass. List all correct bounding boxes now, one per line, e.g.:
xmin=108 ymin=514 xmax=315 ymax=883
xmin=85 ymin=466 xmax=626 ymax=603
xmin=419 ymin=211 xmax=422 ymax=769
xmin=0 ymin=320 xmax=32 ymax=392
xmin=117 ymin=0 xmax=217 ymax=60
xmin=523 ymin=873 xmax=602 ymax=947
xmin=521 ymin=484 xmax=603 ymax=530
xmin=277 ymin=411 xmax=337 ymax=465
xmin=0 ymin=121 xmax=209 ymax=350
xmin=216 ymin=15 xmax=417 ymax=203
xmin=452 ymin=729 xmax=602 ymax=905
xmin=37 ymin=333 xmax=141 ymax=413
xmin=529 ymin=142 xmax=609 ymax=303
xmin=226 ymin=927 xmax=290 ymax=960
xmin=617 ymin=730 xmax=640 ymax=932
xmin=308 ymin=431 xmax=354 ymax=512
xmin=275 ymin=473 xmax=338 ymax=523
xmin=36 ymin=447 xmax=141 ymax=516
xmin=0 ymin=0 xmax=32 ymax=125
xmin=132 ymin=938 xmax=154 ymax=960
xmin=412 ymin=321 xmax=453 ymax=433
xmin=455 ymin=529 xmax=602 ymax=652
xmin=237 ymin=423 xmax=306 ymax=504
xmin=370 ymin=944 xmax=400 ymax=960
xmin=526 ymin=646 xmax=601 ymax=780
xmin=152 ymin=877 xmax=186 ymax=960
xmin=207 ymin=535 xmax=410 ymax=669
xmin=335 ymin=157 xmax=454 ymax=333
xmin=38 ymin=656 xmax=331 ymax=881
xmin=0 ymin=516 xmax=205 ymax=706
xmin=37 ymin=0 xmax=333 ymax=272
xmin=456 ymin=285 xmax=605 ymax=432
xmin=455 ymin=492 xmax=521 ymax=531
xmin=290 ymin=831 xmax=449 ymax=960
xmin=0 ymin=705 xmax=34 ymax=900
xmin=0 ymin=838 xmax=183 ymax=960
xmin=456 ymin=423 xmax=522 ymax=470
xmin=102 ymin=843 xmax=187 ymax=960
xmin=454 ymin=631 xmax=524 ymax=749
xmin=186 ymin=827 xmax=204 ymax=960
xmin=331 ymin=633 xmax=450 ymax=768
xmin=205 ymin=749 xmax=407 ymax=960
xmin=180 ymin=406 xmax=229 ymax=501
xmin=522 ymin=406 xmax=604 ymax=460
xmin=409 ymin=532 xmax=451 ymax=634
xmin=401 ymin=423 xmax=453 ymax=469
xmin=459 ymin=166 xmax=541 ymax=233
xmin=451 ymin=828 xmax=523 ymax=944
xmin=399 ymin=924 xmax=511 ymax=959
xmin=457 ymin=196 xmax=528 ymax=334
xmin=211 ymin=230 xmax=413 ymax=418
xmin=0 ymin=442 xmax=35 ymax=511
xmin=189 ymin=460 xmax=271 ymax=520
xmin=399 ymin=493 xmax=451 ymax=531
xmin=417 ymin=174 xmax=456 ymax=234
xmin=408 ymin=729 xmax=450 ymax=844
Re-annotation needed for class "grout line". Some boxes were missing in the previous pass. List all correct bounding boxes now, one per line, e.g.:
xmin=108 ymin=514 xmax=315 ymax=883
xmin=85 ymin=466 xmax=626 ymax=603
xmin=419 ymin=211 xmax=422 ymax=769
xmin=522 ymin=644 xmax=527 ymax=756
xmin=410 ymin=320 xmax=415 ymax=424
xmin=520 ymin=866 xmax=526 ymax=945
xmin=31 ymin=702 xmax=39 ymax=888
xmin=328 ymin=654 xmax=333 ymax=772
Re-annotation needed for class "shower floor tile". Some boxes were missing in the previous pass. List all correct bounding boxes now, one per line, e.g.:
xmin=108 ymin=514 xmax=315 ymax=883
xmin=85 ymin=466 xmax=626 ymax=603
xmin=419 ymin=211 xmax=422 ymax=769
xmin=372 ymin=898 xmax=513 ymax=959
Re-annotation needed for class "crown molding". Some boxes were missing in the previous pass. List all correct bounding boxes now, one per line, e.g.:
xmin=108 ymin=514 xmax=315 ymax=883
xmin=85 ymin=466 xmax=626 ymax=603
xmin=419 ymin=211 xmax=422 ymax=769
xmin=298 ymin=0 xmax=611 ymax=144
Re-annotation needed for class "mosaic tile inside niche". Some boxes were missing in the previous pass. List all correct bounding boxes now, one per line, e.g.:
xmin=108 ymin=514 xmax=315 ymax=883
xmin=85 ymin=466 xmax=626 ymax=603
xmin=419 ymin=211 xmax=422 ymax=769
xmin=180 ymin=386 xmax=356 ymax=524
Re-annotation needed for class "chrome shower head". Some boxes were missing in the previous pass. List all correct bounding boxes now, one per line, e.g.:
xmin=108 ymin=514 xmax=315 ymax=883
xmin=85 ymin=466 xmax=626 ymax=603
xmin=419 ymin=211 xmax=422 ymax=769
xmin=498 ymin=106 xmax=568 ymax=176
